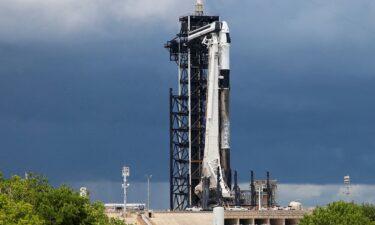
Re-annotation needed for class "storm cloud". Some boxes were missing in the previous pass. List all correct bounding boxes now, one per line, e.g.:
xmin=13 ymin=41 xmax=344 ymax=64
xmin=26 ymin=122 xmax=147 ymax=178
xmin=0 ymin=0 xmax=374 ymax=206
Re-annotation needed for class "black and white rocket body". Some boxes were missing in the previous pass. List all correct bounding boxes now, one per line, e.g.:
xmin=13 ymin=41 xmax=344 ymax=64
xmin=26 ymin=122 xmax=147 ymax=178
xmin=188 ymin=20 xmax=232 ymax=199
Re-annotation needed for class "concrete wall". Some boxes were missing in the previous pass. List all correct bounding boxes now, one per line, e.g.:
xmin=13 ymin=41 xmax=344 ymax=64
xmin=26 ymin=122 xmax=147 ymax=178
xmin=150 ymin=210 xmax=309 ymax=225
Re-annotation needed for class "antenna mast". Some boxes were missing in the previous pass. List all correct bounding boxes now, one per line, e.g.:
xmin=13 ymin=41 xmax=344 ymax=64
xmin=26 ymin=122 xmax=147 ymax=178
xmin=344 ymin=175 xmax=351 ymax=202
xmin=195 ymin=0 xmax=204 ymax=16
xmin=122 ymin=166 xmax=130 ymax=217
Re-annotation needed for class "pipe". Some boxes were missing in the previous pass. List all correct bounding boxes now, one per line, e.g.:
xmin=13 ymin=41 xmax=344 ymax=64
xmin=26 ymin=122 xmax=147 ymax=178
xmin=213 ymin=207 xmax=224 ymax=225
xmin=234 ymin=170 xmax=240 ymax=206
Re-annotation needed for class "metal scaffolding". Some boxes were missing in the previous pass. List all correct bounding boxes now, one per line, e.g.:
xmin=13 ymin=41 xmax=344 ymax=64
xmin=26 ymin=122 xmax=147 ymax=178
xmin=166 ymin=15 xmax=220 ymax=210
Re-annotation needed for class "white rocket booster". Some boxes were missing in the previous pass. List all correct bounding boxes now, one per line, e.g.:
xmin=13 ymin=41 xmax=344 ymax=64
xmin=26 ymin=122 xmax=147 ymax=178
xmin=193 ymin=21 xmax=232 ymax=198
xmin=218 ymin=22 xmax=231 ymax=191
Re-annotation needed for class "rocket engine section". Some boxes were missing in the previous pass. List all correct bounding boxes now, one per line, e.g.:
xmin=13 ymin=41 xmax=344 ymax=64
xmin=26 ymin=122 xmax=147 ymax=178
xmin=191 ymin=21 xmax=232 ymax=201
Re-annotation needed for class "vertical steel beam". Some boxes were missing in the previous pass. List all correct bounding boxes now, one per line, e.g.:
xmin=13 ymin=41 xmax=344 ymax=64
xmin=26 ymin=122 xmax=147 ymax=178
xmin=267 ymin=171 xmax=272 ymax=208
xmin=251 ymin=171 xmax=256 ymax=207
xmin=169 ymin=88 xmax=173 ymax=210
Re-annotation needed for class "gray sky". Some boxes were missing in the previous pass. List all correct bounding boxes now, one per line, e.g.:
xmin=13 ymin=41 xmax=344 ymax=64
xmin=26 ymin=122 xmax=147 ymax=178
xmin=0 ymin=0 xmax=375 ymax=207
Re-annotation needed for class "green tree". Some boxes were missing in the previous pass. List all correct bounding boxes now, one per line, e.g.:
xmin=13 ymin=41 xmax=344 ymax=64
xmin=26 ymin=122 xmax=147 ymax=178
xmin=300 ymin=201 xmax=375 ymax=225
xmin=0 ymin=173 xmax=126 ymax=225
xmin=0 ymin=194 xmax=45 ymax=225
xmin=362 ymin=203 xmax=375 ymax=222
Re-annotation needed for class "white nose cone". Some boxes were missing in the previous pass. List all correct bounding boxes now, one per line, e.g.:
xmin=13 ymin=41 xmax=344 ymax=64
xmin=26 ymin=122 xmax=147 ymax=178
xmin=196 ymin=0 xmax=203 ymax=5
xmin=221 ymin=21 xmax=230 ymax=33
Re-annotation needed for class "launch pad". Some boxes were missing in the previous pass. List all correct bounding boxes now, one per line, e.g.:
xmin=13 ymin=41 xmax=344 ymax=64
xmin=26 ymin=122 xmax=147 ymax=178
xmin=166 ymin=1 xmax=280 ymax=212
xmin=150 ymin=211 xmax=306 ymax=225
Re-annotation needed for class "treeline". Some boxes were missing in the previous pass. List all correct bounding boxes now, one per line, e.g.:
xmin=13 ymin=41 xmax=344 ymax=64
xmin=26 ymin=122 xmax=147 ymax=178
xmin=0 ymin=172 xmax=126 ymax=225
xmin=300 ymin=201 xmax=375 ymax=225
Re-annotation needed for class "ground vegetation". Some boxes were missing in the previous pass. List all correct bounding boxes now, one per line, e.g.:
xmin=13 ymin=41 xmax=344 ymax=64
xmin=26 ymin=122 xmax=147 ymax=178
xmin=0 ymin=172 xmax=127 ymax=225
xmin=300 ymin=201 xmax=375 ymax=225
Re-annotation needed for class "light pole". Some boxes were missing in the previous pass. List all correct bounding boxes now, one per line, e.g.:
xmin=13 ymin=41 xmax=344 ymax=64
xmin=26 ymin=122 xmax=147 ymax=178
xmin=122 ymin=166 xmax=130 ymax=217
xmin=145 ymin=174 xmax=152 ymax=209
xmin=344 ymin=175 xmax=351 ymax=202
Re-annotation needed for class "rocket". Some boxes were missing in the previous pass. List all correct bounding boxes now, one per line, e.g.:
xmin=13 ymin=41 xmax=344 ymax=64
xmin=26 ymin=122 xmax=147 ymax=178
xmin=218 ymin=21 xmax=231 ymax=191
xmin=192 ymin=21 xmax=232 ymax=199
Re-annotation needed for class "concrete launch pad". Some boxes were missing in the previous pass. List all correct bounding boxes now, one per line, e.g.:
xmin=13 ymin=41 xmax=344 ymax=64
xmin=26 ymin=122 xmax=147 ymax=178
xmin=149 ymin=210 xmax=309 ymax=225
xmin=150 ymin=212 xmax=212 ymax=225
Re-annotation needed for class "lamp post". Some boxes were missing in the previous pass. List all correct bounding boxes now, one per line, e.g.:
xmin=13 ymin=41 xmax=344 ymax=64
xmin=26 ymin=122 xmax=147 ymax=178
xmin=344 ymin=175 xmax=351 ymax=202
xmin=145 ymin=174 xmax=152 ymax=209
xmin=122 ymin=166 xmax=130 ymax=217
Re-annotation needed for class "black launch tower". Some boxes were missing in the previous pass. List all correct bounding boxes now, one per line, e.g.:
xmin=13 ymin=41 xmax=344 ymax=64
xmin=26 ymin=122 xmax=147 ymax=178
xmin=166 ymin=14 xmax=220 ymax=210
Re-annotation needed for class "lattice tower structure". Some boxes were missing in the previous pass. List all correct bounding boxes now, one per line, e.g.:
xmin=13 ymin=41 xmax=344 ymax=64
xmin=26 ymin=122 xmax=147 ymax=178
xmin=166 ymin=15 xmax=220 ymax=210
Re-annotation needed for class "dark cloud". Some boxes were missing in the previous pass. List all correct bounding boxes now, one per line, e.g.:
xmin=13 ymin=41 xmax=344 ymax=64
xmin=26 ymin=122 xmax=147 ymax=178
xmin=0 ymin=0 xmax=374 ymax=195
